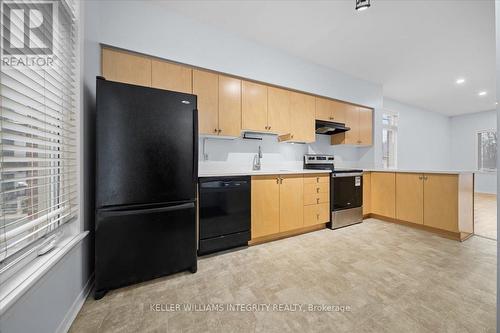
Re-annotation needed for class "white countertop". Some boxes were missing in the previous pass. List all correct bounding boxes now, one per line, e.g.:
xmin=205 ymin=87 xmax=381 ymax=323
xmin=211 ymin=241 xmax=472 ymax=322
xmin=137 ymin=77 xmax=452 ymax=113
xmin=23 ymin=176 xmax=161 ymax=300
xmin=364 ymin=169 xmax=474 ymax=175
xmin=198 ymin=169 xmax=331 ymax=177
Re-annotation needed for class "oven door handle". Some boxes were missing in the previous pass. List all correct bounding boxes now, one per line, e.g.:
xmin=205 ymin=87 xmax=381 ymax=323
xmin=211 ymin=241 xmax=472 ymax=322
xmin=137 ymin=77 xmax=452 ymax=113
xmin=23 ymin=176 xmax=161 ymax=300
xmin=332 ymin=173 xmax=364 ymax=178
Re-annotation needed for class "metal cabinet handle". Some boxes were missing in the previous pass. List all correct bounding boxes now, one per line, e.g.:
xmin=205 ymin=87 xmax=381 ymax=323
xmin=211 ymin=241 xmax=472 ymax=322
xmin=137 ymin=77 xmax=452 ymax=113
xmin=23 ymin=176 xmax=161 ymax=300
xmin=316 ymin=198 xmax=319 ymax=204
xmin=218 ymin=129 xmax=222 ymax=133
xmin=279 ymin=177 xmax=283 ymax=184
xmin=316 ymin=213 xmax=320 ymax=220
xmin=423 ymin=176 xmax=428 ymax=180
xmin=316 ymin=187 xmax=320 ymax=193
xmin=214 ymin=128 xmax=218 ymax=133
xmin=419 ymin=176 xmax=423 ymax=180
xmin=316 ymin=177 xmax=319 ymax=183
xmin=269 ymin=126 xmax=271 ymax=130
xmin=276 ymin=177 xmax=279 ymax=184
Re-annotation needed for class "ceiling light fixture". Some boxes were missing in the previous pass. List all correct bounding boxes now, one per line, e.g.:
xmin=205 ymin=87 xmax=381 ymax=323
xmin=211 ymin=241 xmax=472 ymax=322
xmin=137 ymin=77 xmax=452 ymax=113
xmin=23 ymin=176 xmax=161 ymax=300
xmin=478 ymin=91 xmax=487 ymax=96
xmin=455 ymin=78 xmax=465 ymax=84
xmin=355 ymin=0 xmax=371 ymax=11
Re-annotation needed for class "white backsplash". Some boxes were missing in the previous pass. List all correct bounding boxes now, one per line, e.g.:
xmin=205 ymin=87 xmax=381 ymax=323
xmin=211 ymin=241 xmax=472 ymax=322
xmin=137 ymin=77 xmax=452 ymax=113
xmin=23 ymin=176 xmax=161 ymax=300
xmin=199 ymin=133 xmax=363 ymax=173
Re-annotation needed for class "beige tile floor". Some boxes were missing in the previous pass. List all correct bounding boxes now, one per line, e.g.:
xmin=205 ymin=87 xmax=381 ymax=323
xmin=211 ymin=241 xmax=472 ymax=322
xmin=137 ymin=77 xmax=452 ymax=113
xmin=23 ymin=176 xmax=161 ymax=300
xmin=70 ymin=219 xmax=497 ymax=333
xmin=474 ymin=193 xmax=497 ymax=240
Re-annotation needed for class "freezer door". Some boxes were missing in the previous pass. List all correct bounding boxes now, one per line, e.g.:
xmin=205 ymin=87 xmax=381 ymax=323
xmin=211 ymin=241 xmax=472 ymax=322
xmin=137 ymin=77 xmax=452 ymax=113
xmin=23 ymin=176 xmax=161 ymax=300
xmin=94 ymin=202 xmax=197 ymax=295
xmin=96 ymin=78 xmax=198 ymax=208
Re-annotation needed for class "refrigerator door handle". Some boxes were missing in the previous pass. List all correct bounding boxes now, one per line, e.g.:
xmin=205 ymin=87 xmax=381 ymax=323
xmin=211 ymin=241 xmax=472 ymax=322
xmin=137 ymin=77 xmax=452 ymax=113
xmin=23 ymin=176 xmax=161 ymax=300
xmin=193 ymin=108 xmax=199 ymax=184
xmin=98 ymin=202 xmax=195 ymax=217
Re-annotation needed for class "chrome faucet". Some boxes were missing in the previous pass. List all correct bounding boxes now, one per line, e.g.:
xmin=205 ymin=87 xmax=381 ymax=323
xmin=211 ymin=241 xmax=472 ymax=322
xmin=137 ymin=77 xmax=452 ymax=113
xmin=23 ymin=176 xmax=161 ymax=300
xmin=253 ymin=146 xmax=262 ymax=170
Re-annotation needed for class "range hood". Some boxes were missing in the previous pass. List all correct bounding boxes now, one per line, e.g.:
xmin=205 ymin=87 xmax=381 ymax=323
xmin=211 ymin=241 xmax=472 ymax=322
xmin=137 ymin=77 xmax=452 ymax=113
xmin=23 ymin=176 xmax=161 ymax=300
xmin=315 ymin=120 xmax=350 ymax=135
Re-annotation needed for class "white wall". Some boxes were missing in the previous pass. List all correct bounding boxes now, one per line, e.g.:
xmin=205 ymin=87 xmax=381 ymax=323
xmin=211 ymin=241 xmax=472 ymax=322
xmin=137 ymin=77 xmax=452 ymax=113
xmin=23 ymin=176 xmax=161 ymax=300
xmin=384 ymin=98 xmax=452 ymax=170
xmin=451 ymin=110 xmax=497 ymax=194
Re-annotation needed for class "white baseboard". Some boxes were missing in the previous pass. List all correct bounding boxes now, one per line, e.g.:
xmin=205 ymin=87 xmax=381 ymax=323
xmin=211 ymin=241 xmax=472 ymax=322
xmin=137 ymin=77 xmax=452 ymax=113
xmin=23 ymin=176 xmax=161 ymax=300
xmin=56 ymin=273 xmax=94 ymax=333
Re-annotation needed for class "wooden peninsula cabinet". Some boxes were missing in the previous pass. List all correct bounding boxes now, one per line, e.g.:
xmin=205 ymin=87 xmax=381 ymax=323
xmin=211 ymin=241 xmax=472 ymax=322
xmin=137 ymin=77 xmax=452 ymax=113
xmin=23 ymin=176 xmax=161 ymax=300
xmin=363 ymin=171 xmax=474 ymax=241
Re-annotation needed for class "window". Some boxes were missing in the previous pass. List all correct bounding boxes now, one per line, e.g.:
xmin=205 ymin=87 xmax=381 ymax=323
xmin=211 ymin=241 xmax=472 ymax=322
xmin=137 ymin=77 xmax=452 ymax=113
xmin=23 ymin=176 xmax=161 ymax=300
xmin=382 ymin=112 xmax=398 ymax=169
xmin=1 ymin=0 xmax=78 ymax=272
xmin=477 ymin=130 xmax=497 ymax=172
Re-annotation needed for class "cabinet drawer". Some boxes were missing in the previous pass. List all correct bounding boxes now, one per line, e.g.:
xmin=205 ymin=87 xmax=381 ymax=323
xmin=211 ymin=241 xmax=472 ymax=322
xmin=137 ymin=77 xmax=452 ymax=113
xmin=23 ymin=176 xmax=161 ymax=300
xmin=304 ymin=182 xmax=329 ymax=194
xmin=304 ymin=192 xmax=329 ymax=206
xmin=303 ymin=174 xmax=330 ymax=184
xmin=304 ymin=203 xmax=330 ymax=226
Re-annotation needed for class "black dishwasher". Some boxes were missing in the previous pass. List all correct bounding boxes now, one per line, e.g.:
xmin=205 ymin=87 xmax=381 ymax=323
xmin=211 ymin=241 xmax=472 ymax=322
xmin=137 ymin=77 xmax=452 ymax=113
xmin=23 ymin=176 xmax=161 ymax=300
xmin=198 ymin=176 xmax=251 ymax=255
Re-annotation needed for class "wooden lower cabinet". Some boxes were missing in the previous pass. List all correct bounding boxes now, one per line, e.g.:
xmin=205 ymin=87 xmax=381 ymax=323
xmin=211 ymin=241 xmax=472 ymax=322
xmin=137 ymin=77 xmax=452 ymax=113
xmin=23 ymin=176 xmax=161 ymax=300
xmin=279 ymin=175 xmax=304 ymax=232
xmin=395 ymin=173 xmax=424 ymax=224
xmin=303 ymin=174 xmax=330 ymax=227
xmin=304 ymin=203 xmax=329 ymax=227
xmin=251 ymin=173 xmax=330 ymax=240
xmin=368 ymin=171 xmax=474 ymax=240
xmin=362 ymin=172 xmax=371 ymax=215
xmin=423 ymin=174 xmax=459 ymax=232
xmin=371 ymin=172 xmax=396 ymax=218
xmin=251 ymin=175 xmax=280 ymax=239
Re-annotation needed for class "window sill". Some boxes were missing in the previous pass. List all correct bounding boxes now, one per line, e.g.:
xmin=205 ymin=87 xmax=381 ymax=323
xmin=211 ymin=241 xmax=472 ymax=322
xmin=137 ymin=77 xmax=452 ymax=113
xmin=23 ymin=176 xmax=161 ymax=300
xmin=476 ymin=170 xmax=497 ymax=174
xmin=0 ymin=231 xmax=89 ymax=315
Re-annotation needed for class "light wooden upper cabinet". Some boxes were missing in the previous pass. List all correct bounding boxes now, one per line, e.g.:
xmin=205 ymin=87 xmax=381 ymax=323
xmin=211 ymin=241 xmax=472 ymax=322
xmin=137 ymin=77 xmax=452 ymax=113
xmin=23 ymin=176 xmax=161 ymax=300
xmin=315 ymin=98 xmax=333 ymax=122
xmin=371 ymin=172 xmax=396 ymax=218
xmin=396 ymin=173 xmax=424 ymax=224
xmin=331 ymin=106 xmax=373 ymax=146
xmin=279 ymin=175 xmax=304 ymax=232
xmin=193 ymin=69 xmax=218 ymax=135
xmin=358 ymin=107 xmax=373 ymax=145
xmin=151 ymin=59 xmax=192 ymax=94
xmin=218 ymin=75 xmax=241 ymax=137
xmin=330 ymin=100 xmax=347 ymax=124
xmin=251 ymin=176 xmax=280 ymax=239
xmin=102 ymin=48 xmax=152 ymax=87
xmin=290 ymin=92 xmax=315 ymax=143
xmin=343 ymin=105 xmax=359 ymax=144
xmin=315 ymin=98 xmax=347 ymax=124
xmin=423 ymin=174 xmax=459 ymax=232
xmin=242 ymin=81 xmax=268 ymax=132
xmin=267 ymin=87 xmax=290 ymax=135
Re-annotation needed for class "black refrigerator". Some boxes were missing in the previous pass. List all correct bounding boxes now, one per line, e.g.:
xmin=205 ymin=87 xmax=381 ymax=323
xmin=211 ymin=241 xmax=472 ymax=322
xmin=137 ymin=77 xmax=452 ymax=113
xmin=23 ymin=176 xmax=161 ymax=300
xmin=94 ymin=78 xmax=198 ymax=299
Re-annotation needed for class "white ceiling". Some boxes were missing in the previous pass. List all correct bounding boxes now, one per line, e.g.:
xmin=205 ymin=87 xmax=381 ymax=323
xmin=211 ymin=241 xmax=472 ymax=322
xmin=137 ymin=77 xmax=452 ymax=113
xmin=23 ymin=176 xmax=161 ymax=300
xmin=161 ymin=0 xmax=495 ymax=116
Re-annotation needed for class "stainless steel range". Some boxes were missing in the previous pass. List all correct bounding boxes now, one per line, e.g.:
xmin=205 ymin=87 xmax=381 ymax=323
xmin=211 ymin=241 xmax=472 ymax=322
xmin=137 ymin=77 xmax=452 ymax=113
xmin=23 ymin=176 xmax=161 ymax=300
xmin=304 ymin=154 xmax=363 ymax=229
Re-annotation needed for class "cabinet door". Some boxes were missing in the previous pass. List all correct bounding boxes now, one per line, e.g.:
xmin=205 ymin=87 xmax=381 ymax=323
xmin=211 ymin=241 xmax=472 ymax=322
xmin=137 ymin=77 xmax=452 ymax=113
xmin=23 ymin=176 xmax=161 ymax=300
xmin=304 ymin=203 xmax=329 ymax=226
xmin=315 ymin=97 xmax=333 ymax=121
xmin=242 ymin=81 xmax=268 ymax=132
xmin=331 ymin=104 xmax=359 ymax=145
xmin=343 ymin=105 xmax=360 ymax=144
xmin=371 ymin=172 xmax=396 ymax=218
xmin=423 ymin=174 xmax=458 ymax=232
xmin=279 ymin=175 xmax=304 ymax=232
xmin=362 ymin=172 xmax=371 ymax=215
xmin=268 ymin=87 xmax=290 ymax=134
xmin=102 ymin=48 xmax=151 ymax=87
xmin=193 ymin=70 xmax=218 ymax=135
xmin=358 ymin=107 xmax=373 ymax=145
xmin=396 ymin=173 xmax=423 ymax=224
xmin=151 ymin=59 xmax=192 ymax=93
xmin=330 ymin=100 xmax=347 ymax=124
xmin=290 ymin=92 xmax=315 ymax=143
xmin=218 ymin=75 xmax=241 ymax=137
xmin=251 ymin=176 xmax=280 ymax=238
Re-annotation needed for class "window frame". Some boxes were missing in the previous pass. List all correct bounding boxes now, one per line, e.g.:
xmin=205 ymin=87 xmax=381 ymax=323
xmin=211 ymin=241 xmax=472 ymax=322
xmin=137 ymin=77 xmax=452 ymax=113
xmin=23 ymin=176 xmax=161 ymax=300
xmin=0 ymin=0 xmax=83 ymax=312
xmin=475 ymin=129 xmax=497 ymax=173
xmin=381 ymin=110 xmax=399 ymax=169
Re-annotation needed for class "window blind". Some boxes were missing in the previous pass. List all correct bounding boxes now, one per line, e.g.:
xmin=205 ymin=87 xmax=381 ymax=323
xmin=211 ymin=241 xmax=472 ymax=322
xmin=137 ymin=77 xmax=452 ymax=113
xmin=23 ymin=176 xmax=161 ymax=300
xmin=1 ymin=0 xmax=78 ymax=263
